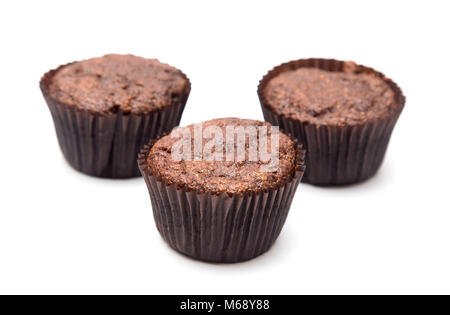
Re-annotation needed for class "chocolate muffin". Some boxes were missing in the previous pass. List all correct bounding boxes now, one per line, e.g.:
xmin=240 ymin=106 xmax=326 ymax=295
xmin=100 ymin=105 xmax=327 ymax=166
xmin=138 ymin=118 xmax=306 ymax=263
xmin=258 ymin=59 xmax=405 ymax=185
xmin=40 ymin=54 xmax=191 ymax=178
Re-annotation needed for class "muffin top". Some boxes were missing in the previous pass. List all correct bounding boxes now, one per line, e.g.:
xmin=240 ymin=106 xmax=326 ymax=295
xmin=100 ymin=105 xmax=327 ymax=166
xmin=146 ymin=118 xmax=300 ymax=195
xmin=262 ymin=62 xmax=398 ymax=125
xmin=47 ymin=54 xmax=188 ymax=114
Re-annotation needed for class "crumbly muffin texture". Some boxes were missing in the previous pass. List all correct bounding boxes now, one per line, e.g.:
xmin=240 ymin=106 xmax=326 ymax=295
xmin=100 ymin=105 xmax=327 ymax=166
xmin=48 ymin=54 xmax=188 ymax=114
xmin=263 ymin=62 xmax=398 ymax=125
xmin=146 ymin=118 xmax=298 ymax=195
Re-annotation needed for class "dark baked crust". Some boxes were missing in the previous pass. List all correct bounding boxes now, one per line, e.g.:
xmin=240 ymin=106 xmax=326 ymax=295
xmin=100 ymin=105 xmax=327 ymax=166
xmin=262 ymin=61 xmax=400 ymax=125
xmin=145 ymin=118 xmax=304 ymax=195
xmin=46 ymin=54 xmax=188 ymax=114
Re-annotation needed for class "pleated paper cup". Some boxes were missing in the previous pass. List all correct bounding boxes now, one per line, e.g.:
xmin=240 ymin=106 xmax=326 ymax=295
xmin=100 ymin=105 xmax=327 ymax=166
xmin=137 ymin=139 xmax=306 ymax=263
xmin=40 ymin=63 xmax=190 ymax=178
xmin=258 ymin=58 xmax=405 ymax=185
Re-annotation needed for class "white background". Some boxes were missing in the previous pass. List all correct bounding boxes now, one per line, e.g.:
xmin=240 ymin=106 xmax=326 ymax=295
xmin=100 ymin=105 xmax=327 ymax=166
xmin=0 ymin=0 xmax=449 ymax=295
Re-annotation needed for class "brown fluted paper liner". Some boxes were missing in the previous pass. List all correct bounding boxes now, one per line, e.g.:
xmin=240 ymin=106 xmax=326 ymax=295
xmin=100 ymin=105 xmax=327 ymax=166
xmin=258 ymin=58 xmax=405 ymax=185
xmin=137 ymin=140 xmax=306 ymax=263
xmin=40 ymin=63 xmax=190 ymax=178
